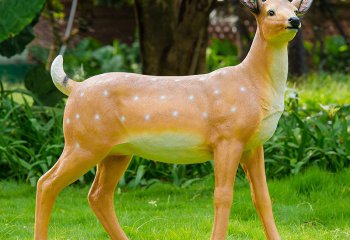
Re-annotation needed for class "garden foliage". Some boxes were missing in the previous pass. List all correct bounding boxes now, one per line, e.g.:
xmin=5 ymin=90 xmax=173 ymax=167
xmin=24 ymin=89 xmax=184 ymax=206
xmin=29 ymin=38 xmax=141 ymax=81
xmin=1 ymin=80 xmax=349 ymax=187
xmin=304 ymin=36 xmax=350 ymax=73
xmin=1 ymin=38 xmax=349 ymax=187
xmin=0 ymin=0 xmax=45 ymax=57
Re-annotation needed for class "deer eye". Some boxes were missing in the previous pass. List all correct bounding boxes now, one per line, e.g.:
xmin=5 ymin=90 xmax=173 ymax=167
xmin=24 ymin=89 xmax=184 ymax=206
xmin=267 ymin=10 xmax=276 ymax=16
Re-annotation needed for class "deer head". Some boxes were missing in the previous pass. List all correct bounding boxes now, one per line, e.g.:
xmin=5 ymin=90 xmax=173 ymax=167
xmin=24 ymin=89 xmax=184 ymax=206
xmin=240 ymin=0 xmax=313 ymax=44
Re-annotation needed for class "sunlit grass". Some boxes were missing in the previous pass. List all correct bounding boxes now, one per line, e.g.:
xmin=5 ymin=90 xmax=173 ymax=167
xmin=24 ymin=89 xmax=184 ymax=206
xmin=289 ymin=73 xmax=350 ymax=106
xmin=1 ymin=82 xmax=34 ymax=105
xmin=1 ymin=168 xmax=349 ymax=239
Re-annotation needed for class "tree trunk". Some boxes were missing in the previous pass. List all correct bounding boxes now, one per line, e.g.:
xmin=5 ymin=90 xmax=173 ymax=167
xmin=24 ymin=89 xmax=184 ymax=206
xmin=134 ymin=0 xmax=215 ymax=76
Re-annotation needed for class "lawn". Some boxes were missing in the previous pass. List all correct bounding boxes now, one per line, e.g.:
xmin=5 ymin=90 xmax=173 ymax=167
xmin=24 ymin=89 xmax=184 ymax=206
xmin=1 ymin=168 xmax=349 ymax=240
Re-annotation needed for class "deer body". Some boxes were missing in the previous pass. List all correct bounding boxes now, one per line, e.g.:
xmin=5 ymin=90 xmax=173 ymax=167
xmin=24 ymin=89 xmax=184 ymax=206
xmin=64 ymin=68 xmax=258 ymax=163
xmin=35 ymin=0 xmax=313 ymax=239
xmin=62 ymin=28 xmax=286 ymax=163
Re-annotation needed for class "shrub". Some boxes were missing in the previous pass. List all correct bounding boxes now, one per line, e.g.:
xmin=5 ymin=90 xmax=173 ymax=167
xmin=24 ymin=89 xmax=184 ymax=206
xmin=0 ymin=84 xmax=64 ymax=186
xmin=304 ymin=36 xmax=350 ymax=73
xmin=1 ymin=79 xmax=349 ymax=188
xmin=206 ymin=39 xmax=239 ymax=72
xmin=29 ymin=38 xmax=141 ymax=81
xmin=264 ymin=93 xmax=350 ymax=178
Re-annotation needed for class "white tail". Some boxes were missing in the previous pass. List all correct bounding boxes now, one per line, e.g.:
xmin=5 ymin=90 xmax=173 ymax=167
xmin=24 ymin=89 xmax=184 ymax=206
xmin=50 ymin=55 xmax=73 ymax=96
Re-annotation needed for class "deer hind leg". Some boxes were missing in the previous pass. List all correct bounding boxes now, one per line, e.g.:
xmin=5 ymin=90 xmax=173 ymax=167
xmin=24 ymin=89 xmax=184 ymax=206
xmin=34 ymin=146 xmax=107 ymax=240
xmin=88 ymin=155 xmax=131 ymax=240
xmin=241 ymin=147 xmax=280 ymax=240
xmin=211 ymin=140 xmax=244 ymax=240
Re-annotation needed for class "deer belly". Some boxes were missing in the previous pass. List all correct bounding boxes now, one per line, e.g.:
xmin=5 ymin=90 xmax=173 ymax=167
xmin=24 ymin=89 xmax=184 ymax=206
xmin=111 ymin=133 xmax=213 ymax=164
xmin=245 ymin=111 xmax=283 ymax=150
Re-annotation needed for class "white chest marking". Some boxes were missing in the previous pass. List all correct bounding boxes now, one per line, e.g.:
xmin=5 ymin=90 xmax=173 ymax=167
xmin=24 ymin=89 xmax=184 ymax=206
xmin=246 ymin=111 xmax=283 ymax=150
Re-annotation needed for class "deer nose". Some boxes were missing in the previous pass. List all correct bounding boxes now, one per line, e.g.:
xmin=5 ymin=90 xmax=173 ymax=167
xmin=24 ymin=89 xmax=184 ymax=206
xmin=288 ymin=17 xmax=300 ymax=28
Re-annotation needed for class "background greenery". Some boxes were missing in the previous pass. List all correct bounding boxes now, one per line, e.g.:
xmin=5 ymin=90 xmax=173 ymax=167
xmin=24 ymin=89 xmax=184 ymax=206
xmin=1 ymin=65 xmax=349 ymax=188
xmin=0 ymin=1 xmax=349 ymax=239
xmin=0 ymin=0 xmax=349 ymax=188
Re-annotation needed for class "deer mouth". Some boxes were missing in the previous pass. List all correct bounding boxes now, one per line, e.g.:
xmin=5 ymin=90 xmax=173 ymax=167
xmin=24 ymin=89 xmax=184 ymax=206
xmin=286 ymin=26 xmax=300 ymax=30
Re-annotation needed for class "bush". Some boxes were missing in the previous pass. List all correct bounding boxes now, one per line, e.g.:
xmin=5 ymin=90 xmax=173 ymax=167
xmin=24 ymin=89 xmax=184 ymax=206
xmin=264 ymin=93 xmax=350 ymax=178
xmin=304 ymin=36 xmax=350 ymax=73
xmin=206 ymin=39 xmax=239 ymax=72
xmin=1 ymin=78 xmax=349 ymax=187
xmin=0 ymin=84 xmax=64 ymax=186
xmin=29 ymin=38 xmax=141 ymax=81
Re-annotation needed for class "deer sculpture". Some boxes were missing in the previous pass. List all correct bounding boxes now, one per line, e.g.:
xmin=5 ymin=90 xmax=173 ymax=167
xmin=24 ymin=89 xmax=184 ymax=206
xmin=35 ymin=0 xmax=313 ymax=239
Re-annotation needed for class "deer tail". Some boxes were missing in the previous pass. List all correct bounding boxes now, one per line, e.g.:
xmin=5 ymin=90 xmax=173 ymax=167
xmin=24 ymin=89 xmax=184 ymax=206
xmin=50 ymin=55 xmax=76 ymax=96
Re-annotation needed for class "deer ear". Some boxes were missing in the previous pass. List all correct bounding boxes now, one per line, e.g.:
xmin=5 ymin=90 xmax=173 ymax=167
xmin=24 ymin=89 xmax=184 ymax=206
xmin=292 ymin=0 xmax=313 ymax=16
xmin=240 ymin=0 xmax=259 ymax=14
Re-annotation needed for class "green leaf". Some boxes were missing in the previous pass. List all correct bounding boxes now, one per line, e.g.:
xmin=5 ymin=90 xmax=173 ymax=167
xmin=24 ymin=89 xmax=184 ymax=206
xmin=19 ymin=159 xmax=31 ymax=170
xmin=24 ymin=65 xmax=65 ymax=106
xmin=0 ymin=24 xmax=34 ymax=57
xmin=0 ymin=0 xmax=46 ymax=42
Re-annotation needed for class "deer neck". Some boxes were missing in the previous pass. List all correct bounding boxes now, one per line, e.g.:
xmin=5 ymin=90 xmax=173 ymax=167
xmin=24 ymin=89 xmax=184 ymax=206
xmin=241 ymin=27 xmax=289 ymax=100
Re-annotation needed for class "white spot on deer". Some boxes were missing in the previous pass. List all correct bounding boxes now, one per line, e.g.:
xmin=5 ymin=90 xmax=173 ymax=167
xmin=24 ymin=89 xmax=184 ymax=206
xmin=95 ymin=114 xmax=100 ymax=120
xmin=75 ymin=114 xmax=80 ymax=119
xmin=75 ymin=142 xmax=80 ymax=149
xmin=202 ymin=112 xmax=208 ymax=119
xmin=144 ymin=114 xmax=150 ymax=121
xmin=66 ymin=118 xmax=70 ymax=124
xmin=133 ymin=96 xmax=139 ymax=101
xmin=231 ymin=106 xmax=237 ymax=113
xmin=240 ymin=86 xmax=246 ymax=92
xmin=103 ymin=90 xmax=109 ymax=96
xmin=120 ymin=115 xmax=126 ymax=123
xmin=172 ymin=111 xmax=179 ymax=117
xmin=80 ymin=92 xmax=84 ymax=97
xmin=188 ymin=95 xmax=195 ymax=101
xmin=160 ymin=95 xmax=166 ymax=100
xmin=214 ymin=89 xmax=221 ymax=95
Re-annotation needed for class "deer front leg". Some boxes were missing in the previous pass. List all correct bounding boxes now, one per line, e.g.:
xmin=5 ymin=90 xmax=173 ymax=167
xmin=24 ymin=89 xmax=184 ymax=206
xmin=241 ymin=147 xmax=280 ymax=240
xmin=211 ymin=139 xmax=244 ymax=240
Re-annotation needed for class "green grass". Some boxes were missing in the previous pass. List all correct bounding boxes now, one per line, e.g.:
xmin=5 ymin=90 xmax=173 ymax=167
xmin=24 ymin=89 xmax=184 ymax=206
xmin=1 ymin=168 xmax=350 ymax=240
xmin=290 ymin=73 xmax=350 ymax=106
